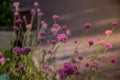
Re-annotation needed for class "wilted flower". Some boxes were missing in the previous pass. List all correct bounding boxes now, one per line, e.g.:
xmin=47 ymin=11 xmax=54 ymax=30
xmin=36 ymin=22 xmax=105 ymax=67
xmin=57 ymin=33 xmax=68 ymax=42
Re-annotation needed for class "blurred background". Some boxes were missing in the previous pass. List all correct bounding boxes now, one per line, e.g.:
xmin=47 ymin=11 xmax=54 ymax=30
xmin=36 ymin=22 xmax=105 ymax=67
xmin=0 ymin=0 xmax=120 ymax=79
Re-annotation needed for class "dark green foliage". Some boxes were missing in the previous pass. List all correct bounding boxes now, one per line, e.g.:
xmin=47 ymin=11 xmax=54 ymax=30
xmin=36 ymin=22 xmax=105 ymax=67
xmin=0 ymin=0 xmax=13 ymax=27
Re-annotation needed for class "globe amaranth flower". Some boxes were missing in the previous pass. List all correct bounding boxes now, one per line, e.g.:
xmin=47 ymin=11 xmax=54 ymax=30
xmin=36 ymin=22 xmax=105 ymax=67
xmin=13 ymin=47 xmax=23 ymax=55
xmin=18 ymin=64 xmax=24 ymax=70
xmin=62 ymin=25 xmax=67 ymax=30
xmin=43 ymin=65 xmax=51 ymax=71
xmin=105 ymin=30 xmax=112 ymax=35
xmin=57 ymin=33 xmax=68 ymax=42
xmin=31 ymin=9 xmax=36 ymax=14
xmin=98 ymin=40 xmax=104 ymax=46
xmin=85 ymin=62 xmax=90 ymax=67
xmin=13 ymin=26 xmax=19 ymax=31
xmin=77 ymin=54 xmax=83 ymax=60
xmin=105 ymin=43 xmax=112 ymax=48
xmin=13 ymin=2 xmax=20 ymax=8
xmin=88 ymin=40 xmax=94 ymax=46
xmin=0 ymin=55 xmax=6 ymax=64
xmin=41 ymin=21 xmax=48 ymax=29
xmin=52 ymin=15 xmax=59 ymax=20
xmin=40 ymin=31 xmax=46 ymax=36
xmin=26 ymin=24 xmax=32 ymax=29
xmin=92 ymin=61 xmax=99 ymax=69
xmin=47 ymin=50 xmax=52 ymax=54
xmin=34 ymin=2 xmax=39 ymax=7
xmin=22 ymin=46 xmax=31 ymax=53
xmin=84 ymin=23 xmax=91 ymax=28
xmin=112 ymin=21 xmax=119 ymax=27
xmin=51 ymin=39 xmax=57 ymax=45
xmin=16 ymin=18 xmax=22 ymax=24
xmin=110 ymin=57 xmax=117 ymax=63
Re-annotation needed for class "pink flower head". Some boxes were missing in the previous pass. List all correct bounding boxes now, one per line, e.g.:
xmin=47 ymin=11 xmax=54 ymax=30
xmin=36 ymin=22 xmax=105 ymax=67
xmin=105 ymin=30 xmax=112 ymax=35
xmin=92 ymin=61 xmax=99 ymax=69
xmin=66 ymin=29 xmax=71 ymax=36
xmin=13 ymin=26 xmax=19 ymax=31
xmin=41 ymin=21 xmax=48 ymax=29
xmin=14 ymin=12 xmax=19 ymax=16
xmin=51 ymin=39 xmax=57 ymax=45
xmin=13 ymin=2 xmax=20 ymax=8
xmin=88 ymin=40 xmax=94 ymax=46
xmin=37 ymin=8 xmax=41 ymax=12
xmin=0 ymin=55 xmax=6 ymax=64
xmin=77 ymin=54 xmax=83 ymax=60
xmin=16 ymin=18 xmax=22 ymax=24
xmin=84 ymin=23 xmax=91 ymax=28
xmin=110 ymin=57 xmax=117 ymax=63
xmin=26 ymin=24 xmax=32 ymax=29
xmin=34 ymin=2 xmax=39 ymax=7
xmin=37 ymin=36 xmax=43 ymax=41
xmin=31 ymin=9 xmax=36 ymax=14
xmin=43 ymin=65 xmax=51 ymax=71
xmin=52 ymin=15 xmax=59 ymax=20
xmin=112 ymin=21 xmax=119 ymax=27
xmin=57 ymin=34 xmax=68 ymax=42
xmin=105 ymin=43 xmax=112 ymax=48
xmin=98 ymin=40 xmax=105 ymax=46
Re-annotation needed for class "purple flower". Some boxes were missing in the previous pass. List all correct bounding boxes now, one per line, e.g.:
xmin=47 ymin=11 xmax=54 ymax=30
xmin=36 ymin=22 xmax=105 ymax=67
xmin=18 ymin=64 xmax=24 ymax=70
xmin=16 ymin=19 xmax=22 ymax=24
xmin=23 ymin=46 xmax=31 ymax=53
xmin=51 ymin=40 xmax=57 ymax=45
xmin=92 ymin=61 xmax=99 ymax=69
xmin=47 ymin=50 xmax=52 ymax=54
xmin=37 ymin=36 xmax=43 ymax=41
xmin=62 ymin=25 xmax=67 ymax=30
xmin=88 ymin=40 xmax=94 ymax=46
xmin=58 ymin=69 xmax=66 ymax=79
xmin=43 ymin=65 xmax=51 ymax=71
xmin=13 ymin=26 xmax=19 ymax=31
xmin=13 ymin=47 xmax=23 ymax=55
xmin=26 ymin=24 xmax=32 ymax=29
xmin=85 ymin=62 xmax=90 ymax=67
xmin=112 ymin=21 xmax=119 ymax=27
xmin=84 ymin=23 xmax=91 ymax=28
xmin=77 ymin=54 xmax=83 ymax=60
xmin=40 ymin=31 xmax=46 ymax=35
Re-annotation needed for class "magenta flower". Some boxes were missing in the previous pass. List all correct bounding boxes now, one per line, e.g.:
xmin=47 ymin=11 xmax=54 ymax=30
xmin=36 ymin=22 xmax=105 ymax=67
xmin=62 ymin=25 xmax=67 ymax=30
xmin=51 ymin=39 xmax=57 ymax=45
xmin=110 ymin=57 xmax=117 ymax=63
xmin=112 ymin=21 xmax=119 ymax=27
xmin=105 ymin=43 xmax=112 ymax=48
xmin=43 ymin=65 xmax=51 ymax=71
xmin=57 ymin=33 xmax=68 ymax=42
xmin=52 ymin=15 xmax=59 ymax=20
xmin=92 ymin=61 xmax=99 ymax=69
xmin=88 ymin=40 xmax=94 ymax=46
xmin=77 ymin=54 xmax=83 ymax=60
xmin=37 ymin=36 xmax=43 ymax=41
xmin=31 ymin=9 xmax=36 ymax=14
xmin=85 ymin=62 xmax=90 ymax=67
xmin=41 ymin=21 xmax=48 ymax=29
xmin=23 ymin=47 xmax=31 ymax=53
xmin=14 ymin=12 xmax=19 ymax=16
xmin=40 ymin=31 xmax=46 ymax=35
xmin=26 ymin=24 xmax=32 ymax=29
xmin=18 ymin=64 xmax=24 ymax=70
xmin=16 ymin=19 xmax=22 ymax=24
xmin=74 ymin=40 xmax=78 ymax=44
xmin=47 ymin=50 xmax=52 ymax=54
xmin=13 ymin=26 xmax=19 ymax=31
xmin=105 ymin=30 xmax=112 ymax=35
xmin=84 ymin=23 xmax=91 ymax=28
xmin=58 ymin=68 xmax=66 ymax=79
xmin=13 ymin=2 xmax=20 ymax=8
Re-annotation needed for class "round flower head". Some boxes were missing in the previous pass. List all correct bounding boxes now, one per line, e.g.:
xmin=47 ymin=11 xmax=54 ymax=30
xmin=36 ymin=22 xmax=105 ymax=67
xmin=37 ymin=36 xmax=43 ymax=41
xmin=105 ymin=30 xmax=112 ymax=35
xmin=62 ymin=25 xmax=67 ymax=30
xmin=92 ymin=61 xmax=99 ymax=69
xmin=16 ymin=18 xmax=22 ymax=24
xmin=13 ymin=26 xmax=19 ymax=31
xmin=43 ymin=65 xmax=51 ymax=71
xmin=58 ymin=68 xmax=66 ymax=79
xmin=40 ymin=31 xmax=46 ymax=35
xmin=84 ymin=23 xmax=91 ymax=28
xmin=52 ymin=15 xmax=59 ymax=20
xmin=13 ymin=47 xmax=23 ymax=55
xmin=85 ymin=62 xmax=90 ymax=67
xmin=110 ymin=57 xmax=117 ymax=63
xmin=66 ymin=29 xmax=71 ymax=36
xmin=112 ymin=21 xmax=119 ymax=27
xmin=105 ymin=43 xmax=112 ymax=48
xmin=18 ymin=64 xmax=24 ymax=70
xmin=74 ymin=40 xmax=78 ymax=44
xmin=13 ymin=2 xmax=20 ymax=8
xmin=26 ymin=24 xmax=32 ymax=29
xmin=34 ymin=2 xmax=39 ymax=7
xmin=77 ymin=54 xmax=83 ymax=60
xmin=23 ymin=47 xmax=31 ymax=53
xmin=0 ymin=55 xmax=6 ymax=64
xmin=31 ymin=9 xmax=36 ymax=14
xmin=37 ymin=8 xmax=41 ymax=12
xmin=47 ymin=50 xmax=52 ymax=54
xmin=51 ymin=39 xmax=57 ymax=45
xmin=57 ymin=33 xmax=68 ymax=42
xmin=41 ymin=21 xmax=48 ymax=29
xmin=14 ymin=12 xmax=19 ymax=16
xmin=98 ymin=40 xmax=104 ymax=46
xmin=88 ymin=40 xmax=94 ymax=46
